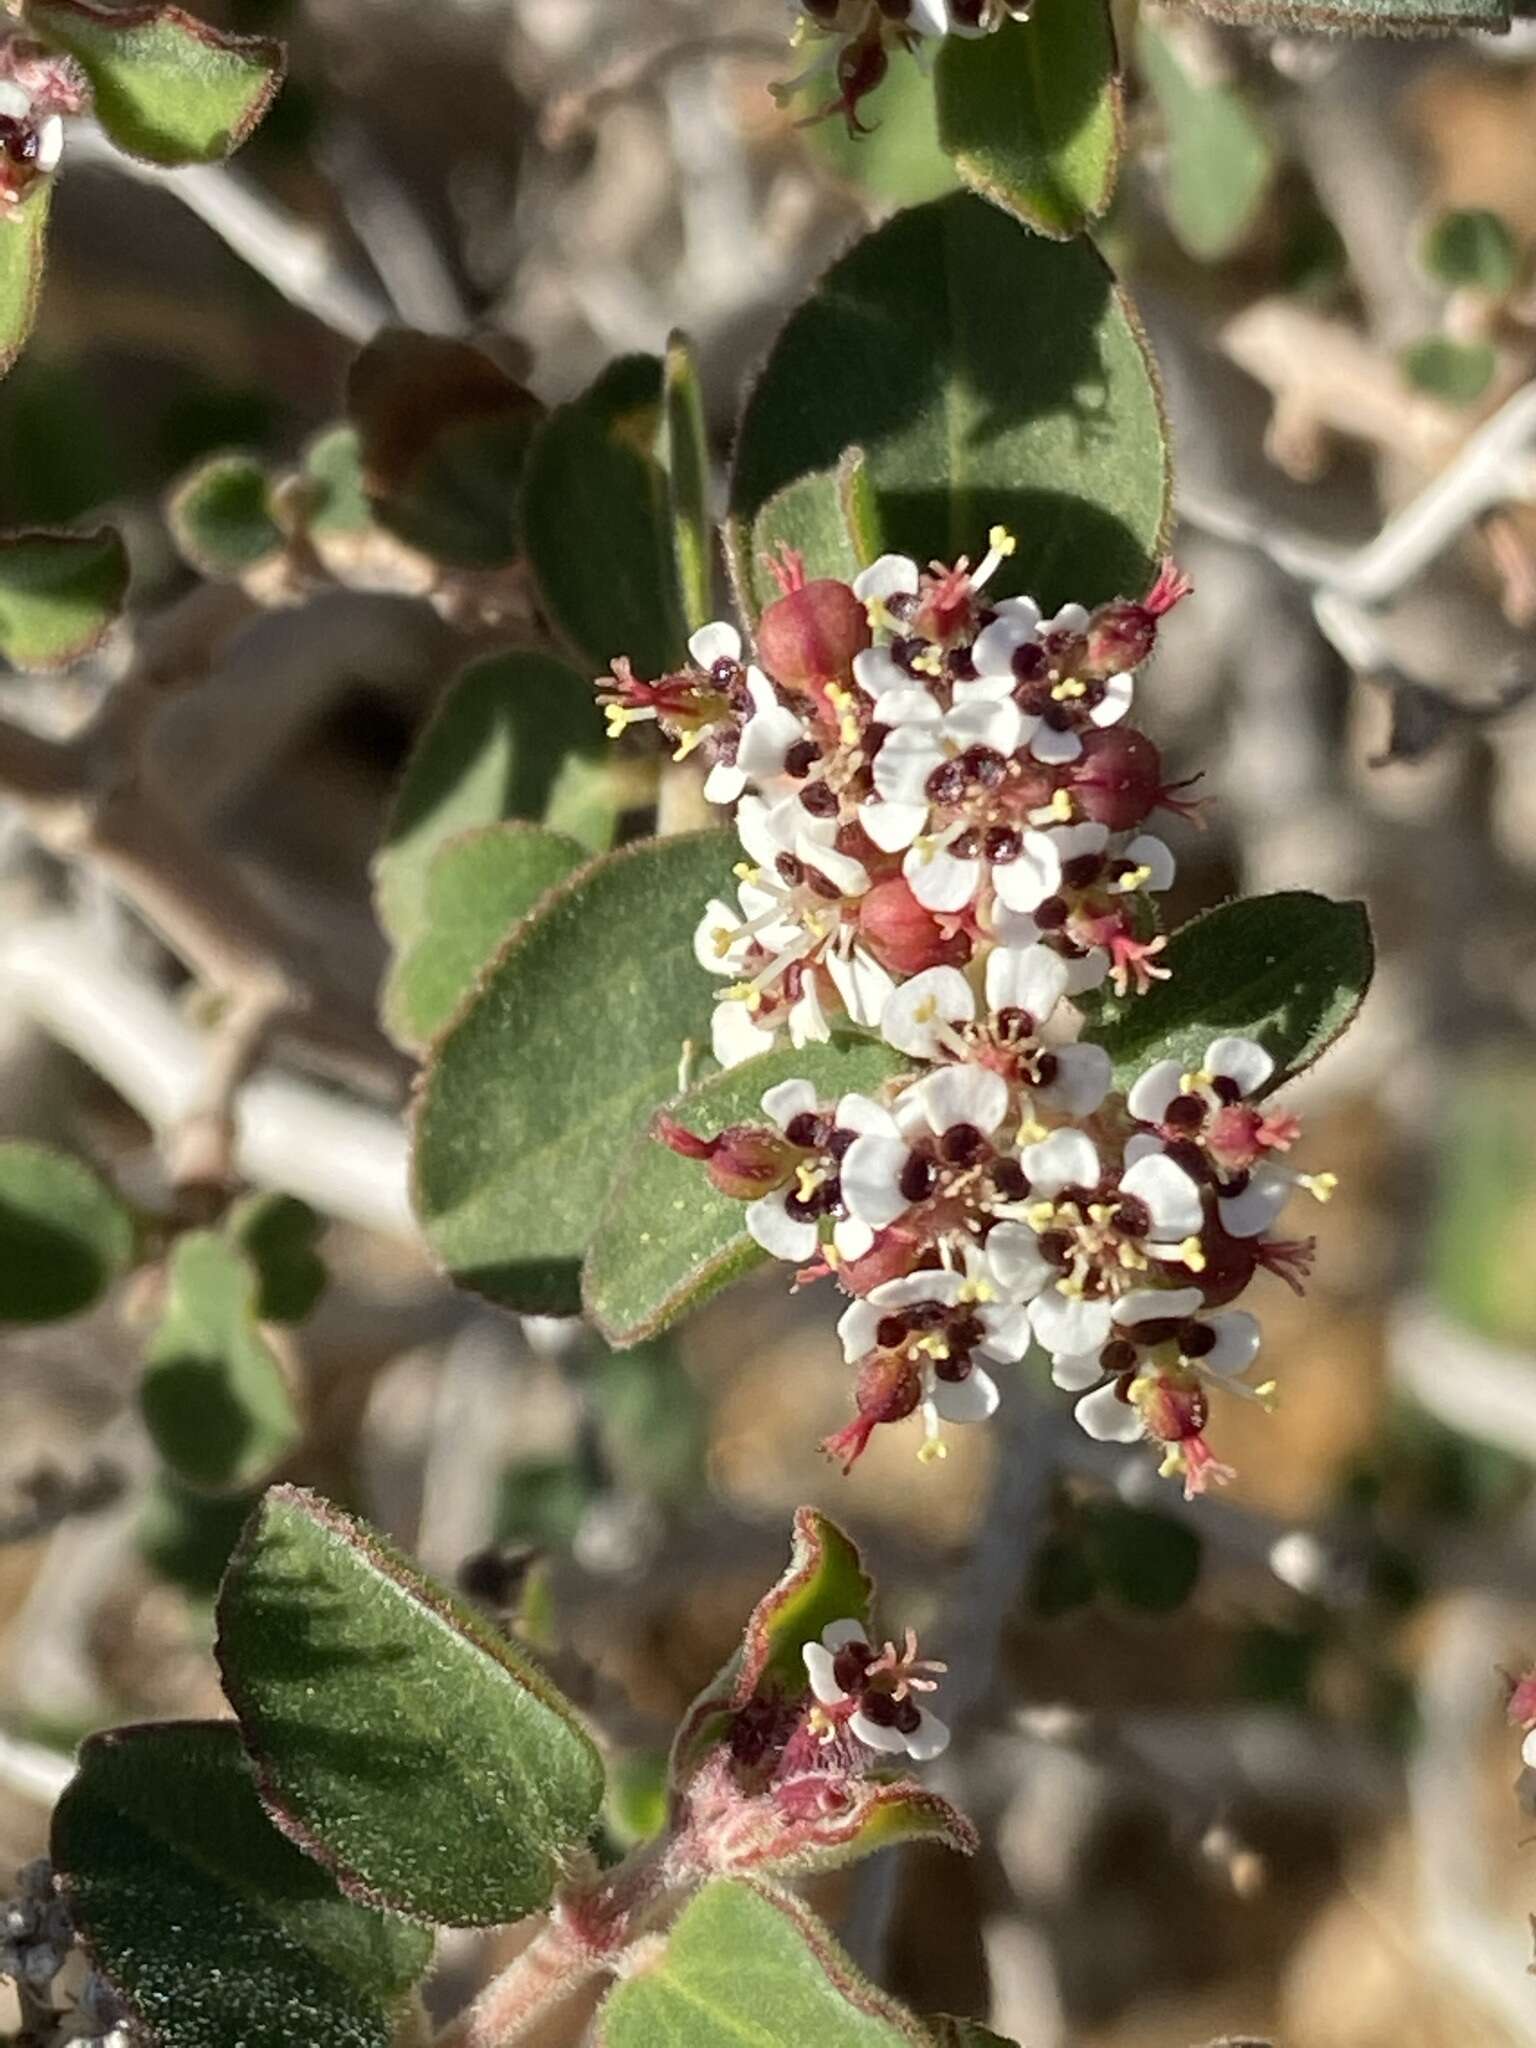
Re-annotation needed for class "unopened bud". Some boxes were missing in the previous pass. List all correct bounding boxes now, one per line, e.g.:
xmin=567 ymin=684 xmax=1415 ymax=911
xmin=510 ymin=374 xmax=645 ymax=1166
xmin=1070 ymin=727 xmax=1165 ymax=832
xmin=654 ymin=1114 xmax=795 ymax=1199
xmin=756 ymin=579 xmax=871 ymax=690
xmin=1138 ymin=1374 xmax=1209 ymax=1445
xmin=858 ymin=876 xmax=969 ymax=977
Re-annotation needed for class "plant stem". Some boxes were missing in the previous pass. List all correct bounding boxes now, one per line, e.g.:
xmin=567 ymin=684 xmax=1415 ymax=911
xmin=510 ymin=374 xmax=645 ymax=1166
xmin=430 ymin=1922 xmax=598 ymax=2048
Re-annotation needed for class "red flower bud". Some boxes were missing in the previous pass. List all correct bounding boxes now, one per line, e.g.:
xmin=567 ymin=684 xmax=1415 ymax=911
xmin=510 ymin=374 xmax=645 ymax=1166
xmin=857 ymin=876 xmax=969 ymax=977
xmin=836 ymin=1230 xmax=925 ymax=1296
xmin=821 ymin=1350 xmax=922 ymax=1471
xmin=756 ymin=580 xmax=871 ymax=691
xmin=1070 ymin=727 xmax=1165 ymax=832
xmin=654 ymin=1116 xmax=795 ymax=1200
xmin=1083 ymin=602 xmax=1158 ymax=681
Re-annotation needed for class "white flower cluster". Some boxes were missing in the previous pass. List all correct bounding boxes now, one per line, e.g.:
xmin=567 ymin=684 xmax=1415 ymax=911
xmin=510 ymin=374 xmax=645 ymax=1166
xmin=606 ymin=534 xmax=1335 ymax=1496
xmin=777 ymin=1 xmax=1031 ymax=131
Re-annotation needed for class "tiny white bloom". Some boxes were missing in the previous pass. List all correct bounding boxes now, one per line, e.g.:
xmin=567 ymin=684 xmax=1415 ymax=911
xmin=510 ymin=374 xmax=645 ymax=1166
xmin=689 ymin=620 xmax=741 ymax=670
xmin=881 ymin=964 xmax=976 ymax=1060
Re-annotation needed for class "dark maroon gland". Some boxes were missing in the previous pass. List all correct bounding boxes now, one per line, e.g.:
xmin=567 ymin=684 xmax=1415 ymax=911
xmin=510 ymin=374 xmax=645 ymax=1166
xmin=799 ymin=780 xmax=839 ymax=818
xmin=983 ymin=826 xmax=1021 ymax=863
xmin=784 ymin=738 xmax=821 ymax=780
xmin=784 ymin=1111 xmax=829 ymax=1149
xmin=961 ymin=745 xmax=1006 ymax=789
xmin=1038 ymin=1229 xmax=1075 ymax=1268
xmin=1164 ymin=1138 xmax=1211 ymax=1184
xmin=1164 ymin=1093 xmax=1206 ymax=1131
xmin=1179 ymin=1319 xmax=1217 ymax=1358
xmin=0 ymin=116 xmax=40 ymax=169
xmin=926 ymin=759 xmax=968 ymax=806
xmin=1099 ymin=1337 xmax=1138 ymax=1376
xmin=875 ymin=1314 xmax=910 ymax=1350
xmin=940 ymin=1122 xmax=984 ymax=1164
xmin=832 ymin=1639 xmax=874 ymax=1690
xmin=991 ymin=1157 xmax=1029 ymax=1202
xmin=900 ymin=1153 xmax=938 ymax=1203
xmin=1192 ymin=1223 xmax=1260 ymax=1307
xmin=1071 ymin=728 xmax=1166 ymax=833
xmin=1033 ymin=896 xmax=1070 ymax=931
xmin=756 ymin=579 xmax=872 ymax=689
xmin=776 ymin=853 xmax=804 ymax=886
xmin=1031 ymin=1051 xmax=1059 ymax=1087
xmin=1114 ymin=1194 xmax=1153 ymax=1238
xmin=1062 ymin=852 xmax=1105 ymax=890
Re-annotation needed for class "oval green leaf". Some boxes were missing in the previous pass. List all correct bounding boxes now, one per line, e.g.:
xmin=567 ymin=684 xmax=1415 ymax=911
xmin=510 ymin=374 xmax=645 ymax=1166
xmin=168 ymin=452 xmax=283 ymax=581
xmin=599 ymin=1881 xmax=924 ymax=2048
xmin=730 ymin=192 xmax=1169 ymax=618
xmin=522 ymin=354 xmax=688 ymax=676
xmin=0 ymin=1141 xmax=135 ymax=1322
xmin=217 ymin=1486 xmax=605 ymax=1926
xmin=412 ymin=831 xmax=733 ymax=1316
xmin=1084 ymin=891 xmax=1374 ymax=1094
xmin=382 ymin=822 xmax=588 ymax=1052
xmin=373 ymin=650 xmax=612 ymax=950
xmin=140 ymin=1232 xmax=302 ymax=1494
xmin=1422 ymin=207 xmax=1520 ymax=295
xmin=1401 ymin=335 xmax=1496 ymax=406
xmin=0 ymin=182 xmax=51 ymax=379
xmin=27 ymin=0 xmax=284 ymax=165
xmin=1137 ymin=19 xmax=1275 ymax=263
xmin=936 ymin=0 xmax=1122 ymax=240
xmin=584 ymin=1036 xmax=910 ymax=1346
xmin=0 ymin=526 xmax=128 ymax=670
xmin=53 ymin=1719 xmax=432 ymax=2048
xmin=226 ymin=1191 xmax=327 ymax=1324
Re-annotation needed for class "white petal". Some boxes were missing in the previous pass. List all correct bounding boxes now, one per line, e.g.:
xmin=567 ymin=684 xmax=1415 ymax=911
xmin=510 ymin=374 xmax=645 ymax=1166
xmin=1049 ymin=821 xmax=1110 ymax=863
xmin=836 ymin=1093 xmax=901 ymax=1138
xmin=904 ymin=844 xmax=982 ymax=913
xmin=950 ymin=672 xmax=1017 ymax=707
xmin=1037 ymin=1043 xmax=1112 ymax=1117
xmin=822 ymin=1617 xmax=868 ymax=1651
xmin=943 ymin=695 xmax=1023 ymax=757
xmin=1524 ymin=1727 xmax=1536 ymax=1772
xmin=1061 ymin=948 xmax=1110 ymax=994
xmin=841 ymin=1136 xmax=912 ymax=1227
xmin=972 ymin=612 xmax=1039 ymax=678
xmin=1076 ymin=1383 xmax=1145 ymax=1444
xmin=1115 ymin=1286 xmax=1202 ymax=1326
xmin=713 ymin=1001 xmax=776 ymax=1067
xmin=762 ymin=1078 xmax=818 ymax=1130
xmin=787 ymin=979 xmax=832 ymax=1048
xmin=1043 ymin=603 xmax=1090 ymax=637
xmin=975 ymin=1305 xmax=1032 ymax=1361
xmin=994 ymin=831 xmax=1063 ymax=914
xmin=689 ymin=620 xmax=740 ymax=669
xmin=703 ymin=761 xmax=747 ymax=806
xmin=918 ymin=1063 xmax=1009 ymax=1138
xmin=853 ymin=646 xmax=909 ymax=700
xmin=0 ymin=82 xmax=30 ymax=121
xmin=859 ymin=798 xmax=929 ymax=853
xmin=35 ymin=116 xmax=63 ymax=174
xmin=1090 ymin=672 xmax=1134 ymax=727
xmin=1032 ymin=1289 xmax=1115 ymax=1358
xmin=745 ymin=1192 xmax=818 ymax=1263
xmin=801 ymin=838 xmax=870 ymax=897
xmin=1123 ymin=1133 xmax=1161 ymax=1170
xmin=1052 ymin=1350 xmax=1105 ymax=1392
xmin=826 ymin=945 xmax=894 ymax=1028
xmin=903 ymin=1708 xmax=950 ymax=1763
xmin=833 ymin=1216 xmax=875 ymax=1263
xmin=1205 ymin=1036 xmax=1274 ymax=1099
xmin=738 ymin=704 xmax=803 ymax=780
xmin=985 ymin=1223 xmax=1053 ymax=1300
xmin=881 ymin=966 xmax=976 ymax=1059
xmin=1020 ymin=1127 xmax=1099 ymax=1195
xmin=1124 ymin=833 xmax=1176 ymax=893
xmin=1029 ymin=724 xmax=1084 ymax=766
xmin=870 ymin=1271 xmax=964 ymax=1310
xmin=985 ymin=943 xmax=1068 ymax=1024
xmin=874 ymin=726 xmax=943 ymax=806
xmin=851 ymin=1711 xmax=909 ymax=1756
xmin=1126 ymin=1058 xmax=1183 ymax=1124
xmin=874 ymin=687 xmax=945 ymax=728
xmin=854 ymin=554 xmax=920 ymax=606
xmin=925 ymin=1366 xmax=1000 ymax=1425
xmin=1201 ymin=1310 xmax=1262 ymax=1375
xmin=1218 ymin=1168 xmax=1292 ymax=1239
xmin=838 ymin=1298 xmax=881 ymax=1364
xmin=1120 ymin=1153 xmax=1204 ymax=1240
xmin=803 ymin=1641 xmax=847 ymax=1706
xmin=906 ymin=0 xmax=951 ymax=35
xmin=694 ymin=899 xmax=745 ymax=976
xmin=736 ymin=793 xmax=787 ymax=870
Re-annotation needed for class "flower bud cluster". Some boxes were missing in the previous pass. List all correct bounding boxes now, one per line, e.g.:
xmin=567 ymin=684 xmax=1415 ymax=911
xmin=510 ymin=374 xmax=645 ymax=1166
xmin=0 ymin=42 xmax=82 ymax=206
xmin=600 ymin=532 xmax=1336 ymax=1497
xmin=775 ymin=0 xmax=1031 ymax=133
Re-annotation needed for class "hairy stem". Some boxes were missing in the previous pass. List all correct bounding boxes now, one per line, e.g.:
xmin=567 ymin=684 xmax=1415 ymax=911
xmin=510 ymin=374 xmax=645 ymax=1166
xmin=431 ymin=1923 xmax=599 ymax=2048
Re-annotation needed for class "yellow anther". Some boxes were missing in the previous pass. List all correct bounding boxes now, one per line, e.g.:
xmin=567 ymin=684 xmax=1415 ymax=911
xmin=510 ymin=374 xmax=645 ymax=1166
xmin=604 ymin=704 xmax=632 ymax=739
xmin=1016 ymin=1117 xmax=1047 ymax=1145
xmin=988 ymin=524 xmax=1017 ymax=558
xmin=1158 ymin=1447 xmax=1185 ymax=1481
xmin=710 ymin=927 xmax=737 ymax=959
xmin=1059 ymin=1273 xmax=1086 ymax=1299
xmin=1180 ymin=1069 xmax=1214 ymax=1094
xmin=1112 ymin=864 xmax=1152 ymax=894
xmin=913 ymin=651 xmax=944 ymax=679
xmin=914 ymin=995 xmax=939 ymax=1024
xmin=1254 ymin=1379 xmax=1279 ymax=1411
xmin=1087 ymin=1203 xmax=1113 ymax=1225
xmin=916 ymin=1333 xmax=950 ymax=1361
xmin=795 ymin=1162 xmax=827 ymax=1202
xmin=732 ymin=861 xmax=760 ymax=884
xmin=1301 ymin=1172 xmax=1338 ymax=1204
xmin=672 ymin=728 xmax=704 ymax=761
xmin=917 ymin=1438 xmax=949 ymax=1466
xmin=1049 ymin=787 xmax=1075 ymax=822
xmin=1051 ymin=678 xmax=1088 ymax=702
xmin=1176 ymin=1236 xmax=1207 ymax=1273
xmin=959 ymin=1277 xmax=996 ymax=1305
xmin=721 ymin=981 xmax=752 ymax=1002
xmin=1117 ymin=1244 xmax=1149 ymax=1271
xmin=1025 ymin=1200 xmax=1057 ymax=1229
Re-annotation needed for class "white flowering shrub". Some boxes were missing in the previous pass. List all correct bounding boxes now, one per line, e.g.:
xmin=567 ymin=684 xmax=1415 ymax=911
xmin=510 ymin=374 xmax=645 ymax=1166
xmin=6 ymin=0 xmax=1531 ymax=2041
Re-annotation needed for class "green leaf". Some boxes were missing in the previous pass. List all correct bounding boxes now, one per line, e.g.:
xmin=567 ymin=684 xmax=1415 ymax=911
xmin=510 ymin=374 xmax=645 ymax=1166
xmin=1401 ymin=335 xmax=1497 ymax=406
xmin=382 ymin=822 xmax=588 ymax=1052
xmin=731 ymin=192 xmax=1169 ymax=619
xmin=522 ymin=354 xmax=688 ymax=676
xmin=584 ymin=1036 xmax=910 ymax=1345
xmin=373 ymin=651 xmax=613 ymax=951
xmin=26 ymin=0 xmax=283 ymax=165
xmin=52 ymin=1720 xmax=431 ymax=2048
xmin=303 ymin=425 xmax=373 ymax=539
xmin=1422 ymin=207 xmax=1520 ymax=295
xmin=1185 ymin=0 xmax=1508 ymax=25
xmin=1084 ymin=892 xmax=1374 ymax=1094
xmin=663 ymin=331 xmax=715 ymax=634
xmin=801 ymin=56 xmax=957 ymax=208
xmin=1082 ymin=1503 xmax=1202 ymax=1614
xmin=412 ymin=831 xmax=732 ymax=1317
xmin=167 ymin=452 xmax=283 ymax=580
xmin=137 ymin=1473 xmax=257 ymax=1597
xmin=347 ymin=330 xmax=544 ymax=568
xmin=936 ymin=0 xmax=1122 ymax=240
xmin=599 ymin=1881 xmax=924 ymax=2047
xmin=0 ymin=526 xmax=129 ymax=669
xmin=588 ymin=1336 xmax=705 ymax=1503
xmin=226 ymin=1191 xmax=327 ymax=1324
xmin=0 ymin=1141 xmax=135 ymax=1322
xmin=0 ymin=183 xmax=51 ymax=380
xmin=140 ymin=1232 xmax=302 ymax=1494
xmin=1137 ymin=20 xmax=1276 ymax=263
xmin=217 ymin=1485 xmax=606 ymax=1926
xmin=727 ymin=457 xmax=869 ymax=627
